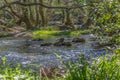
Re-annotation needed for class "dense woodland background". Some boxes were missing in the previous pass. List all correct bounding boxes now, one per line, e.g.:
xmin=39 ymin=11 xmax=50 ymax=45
xmin=0 ymin=0 xmax=92 ymax=29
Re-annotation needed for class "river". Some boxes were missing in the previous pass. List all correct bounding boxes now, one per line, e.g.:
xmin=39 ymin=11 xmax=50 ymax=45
xmin=0 ymin=34 xmax=110 ymax=69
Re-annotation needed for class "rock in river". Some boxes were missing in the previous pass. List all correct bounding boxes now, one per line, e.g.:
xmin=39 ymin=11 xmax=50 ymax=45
xmin=91 ymin=41 xmax=113 ymax=49
xmin=31 ymin=38 xmax=43 ymax=41
xmin=72 ymin=37 xmax=85 ymax=43
xmin=53 ymin=38 xmax=72 ymax=47
xmin=41 ymin=43 xmax=52 ymax=46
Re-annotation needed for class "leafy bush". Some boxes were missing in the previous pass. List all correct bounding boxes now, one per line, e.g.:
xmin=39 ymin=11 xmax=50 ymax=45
xmin=61 ymin=50 xmax=120 ymax=80
xmin=90 ymin=0 xmax=120 ymax=44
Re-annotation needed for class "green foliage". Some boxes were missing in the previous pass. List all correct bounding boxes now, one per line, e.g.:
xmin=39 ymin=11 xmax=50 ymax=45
xmin=0 ymin=57 xmax=39 ymax=80
xmin=90 ymin=0 xmax=120 ymax=44
xmin=60 ymin=53 xmax=120 ymax=80
xmin=63 ymin=54 xmax=88 ymax=80
xmin=91 ymin=55 xmax=120 ymax=80
xmin=94 ymin=0 xmax=120 ymax=31
xmin=114 ymin=48 xmax=120 ymax=56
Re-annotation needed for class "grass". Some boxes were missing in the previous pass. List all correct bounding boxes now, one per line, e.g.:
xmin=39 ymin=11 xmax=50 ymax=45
xmin=0 ymin=48 xmax=120 ymax=80
xmin=32 ymin=30 xmax=90 ymax=38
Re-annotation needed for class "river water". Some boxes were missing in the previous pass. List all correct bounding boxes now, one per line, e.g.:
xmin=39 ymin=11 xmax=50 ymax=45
xmin=0 ymin=34 xmax=110 ymax=69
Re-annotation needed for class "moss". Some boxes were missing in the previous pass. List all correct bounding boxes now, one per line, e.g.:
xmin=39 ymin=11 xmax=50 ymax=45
xmin=0 ymin=32 xmax=10 ymax=37
xmin=32 ymin=30 xmax=90 ymax=38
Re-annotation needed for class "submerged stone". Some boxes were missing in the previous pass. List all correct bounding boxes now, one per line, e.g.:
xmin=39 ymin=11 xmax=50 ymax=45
xmin=31 ymin=38 xmax=43 ymax=41
xmin=91 ymin=41 xmax=113 ymax=49
xmin=72 ymin=37 xmax=85 ymax=43
xmin=62 ymin=42 xmax=72 ymax=47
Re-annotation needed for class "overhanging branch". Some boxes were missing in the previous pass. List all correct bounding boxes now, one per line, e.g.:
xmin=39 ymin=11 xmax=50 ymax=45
xmin=0 ymin=1 xmax=67 ymax=10
xmin=0 ymin=1 xmax=100 ymax=10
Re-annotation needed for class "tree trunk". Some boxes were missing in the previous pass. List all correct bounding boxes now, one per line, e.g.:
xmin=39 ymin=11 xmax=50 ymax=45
xmin=28 ymin=0 xmax=35 ymax=24
xmin=21 ymin=0 xmax=33 ymax=29
xmin=39 ymin=0 xmax=46 ymax=27
xmin=35 ymin=0 xmax=39 ymax=26
xmin=64 ymin=9 xmax=74 ymax=29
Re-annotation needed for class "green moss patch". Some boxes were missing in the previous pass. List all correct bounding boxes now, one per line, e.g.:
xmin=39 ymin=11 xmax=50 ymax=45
xmin=32 ymin=30 xmax=90 ymax=38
